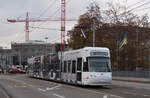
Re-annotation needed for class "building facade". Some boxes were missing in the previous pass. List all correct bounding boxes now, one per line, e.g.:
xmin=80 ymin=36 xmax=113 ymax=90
xmin=0 ymin=49 xmax=13 ymax=70
xmin=11 ymin=41 xmax=61 ymax=66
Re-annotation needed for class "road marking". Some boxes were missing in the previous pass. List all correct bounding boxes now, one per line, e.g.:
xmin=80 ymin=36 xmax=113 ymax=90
xmin=4 ymin=76 xmax=122 ymax=98
xmin=27 ymin=84 xmax=35 ymax=88
xmin=62 ymin=84 xmax=124 ymax=98
xmin=143 ymin=94 xmax=150 ymax=97
xmin=8 ymin=84 xmax=26 ymax=88
xmin=124 ymin=91 xmax=150 ymax=97
xmin=46 ymin=85 xmax=61 ymax=91
xmin=103 ymin=95 xmax=108 ymax=98
xmin=38 ymin=88 xmax=46 ymax=92
xmin=53 ymin=93 xmax=66 ymax=98
xmin=5 ymin=78 xmax=36 ymax=88
xmin=14 ymin=85 xmax=27 ymax=88
xmin=38 ymin=85 xmax=61 ymax=93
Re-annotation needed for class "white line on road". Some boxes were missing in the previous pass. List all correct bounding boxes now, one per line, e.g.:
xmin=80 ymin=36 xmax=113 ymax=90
xmin=143 ymin=94 xmax=150 ymax=97
xmin=53 ymin=93 xmax=66 ymax=98
xmin=38 ymin=88 xmax=46 ymax=92
xmin=103 ymin=95 xmax=108 ymax=98
xmin=38 ymin=85 xmax=61 ymax=93
xmin=46 ymin=85 xmax=61 ymax=91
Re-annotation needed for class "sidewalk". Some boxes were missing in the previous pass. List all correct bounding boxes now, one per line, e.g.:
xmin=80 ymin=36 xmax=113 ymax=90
xmin=113 ymin=76 xmax=150 ymax=84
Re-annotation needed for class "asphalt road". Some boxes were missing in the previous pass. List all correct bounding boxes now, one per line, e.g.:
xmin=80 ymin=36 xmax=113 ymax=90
xmin=0 ymin=74 xmax=150 ymax=98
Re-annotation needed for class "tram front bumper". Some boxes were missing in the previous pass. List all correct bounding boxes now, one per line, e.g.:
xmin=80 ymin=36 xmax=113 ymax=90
xmin=83 ymin=78 xmax=112 ymax=86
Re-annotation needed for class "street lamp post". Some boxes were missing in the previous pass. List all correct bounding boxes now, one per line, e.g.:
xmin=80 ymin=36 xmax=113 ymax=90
xmin=149 ymin=62 xmax=150 ymax=81
xmin=19 ymin=51 xmax=21 ymax=66
xmin=92 ymin=18 xmax=96 ymax=47
xmin=149 ymin=48 xmax=150 ymax=81
xmin=90 ymin=4 xmax=96 ymax=47
xmin=45 ymin=37 xmax=48 ymax=55
xmin=136 ymin=27 xmax=139 ymax=71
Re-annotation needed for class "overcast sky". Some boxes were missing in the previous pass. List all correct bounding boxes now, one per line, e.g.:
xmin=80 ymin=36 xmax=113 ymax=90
xmin=0 ymin=0 xmax=150 ymax=49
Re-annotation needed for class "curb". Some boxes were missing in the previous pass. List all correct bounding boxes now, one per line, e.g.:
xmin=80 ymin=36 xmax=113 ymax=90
xmin=113 ymin=78 xmax=150 ymax=84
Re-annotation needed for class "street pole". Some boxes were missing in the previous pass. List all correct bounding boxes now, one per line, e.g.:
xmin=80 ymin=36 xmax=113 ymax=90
xmin=90 ymin=4 xmax=96 ymax=47
xmin=116 ymin=31 xmax=119 ymax=71
xmin=136 ymin=27 xmax=139 ymax=71
xmin=149 ymin=48 xmax=150 ymax=81
xmin=93 ymin=18 xmax=96 ymax=47
xmin=45 ymin=37 xmax=48 ymax=55
xmin=19 ymin=51 xmax=21 ymax=66
xmin=149 ymin=63 xmax=150 ymax=81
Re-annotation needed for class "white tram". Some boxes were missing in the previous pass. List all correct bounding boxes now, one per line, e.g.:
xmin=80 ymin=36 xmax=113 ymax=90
xmin=27 ymin=47 xmax=112 ymax=86
xmin=60 ymin=47 xmax=112 ymax=85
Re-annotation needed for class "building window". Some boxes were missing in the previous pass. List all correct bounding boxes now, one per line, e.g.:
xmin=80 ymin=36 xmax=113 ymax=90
xmin=24 ymin=48 xmax=28 ymax=52
xmin=15 ymin=49 xmax=19 ymax=52
xmin=32 ymin=48 xmax=35 ymax=52
xmin=47 ymin=48 xmax=52 ymax=53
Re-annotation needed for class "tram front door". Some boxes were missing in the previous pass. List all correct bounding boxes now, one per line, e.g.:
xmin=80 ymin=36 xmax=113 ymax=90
xmin=77 ymin=58 xmax=82 ymax=83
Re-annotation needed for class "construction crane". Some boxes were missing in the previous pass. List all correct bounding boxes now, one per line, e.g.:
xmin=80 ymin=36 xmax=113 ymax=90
xmin=61 ymin=0 xmax=66 ymax=50
xmin=7 ymin=13 xmax=69 ymax=41
xmin=7 ymin=15 xmax=72 ymax=42
xmin=7 ymin=0 xmax=72 ymax=51
xmin=7 ymin=12 xmax=65 ymax=42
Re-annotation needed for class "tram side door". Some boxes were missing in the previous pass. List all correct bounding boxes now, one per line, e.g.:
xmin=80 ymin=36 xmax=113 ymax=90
xmin=77 ymin=58 xmax=82 ymax=83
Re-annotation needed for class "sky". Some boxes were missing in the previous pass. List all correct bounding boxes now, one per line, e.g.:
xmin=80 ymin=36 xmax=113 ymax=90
xmin=0 ymin=0 xmax=150 ymax=49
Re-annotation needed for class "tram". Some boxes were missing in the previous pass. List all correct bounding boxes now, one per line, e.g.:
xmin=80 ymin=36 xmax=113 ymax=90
xmin=27 ymin=47 xmax=112 ymax=86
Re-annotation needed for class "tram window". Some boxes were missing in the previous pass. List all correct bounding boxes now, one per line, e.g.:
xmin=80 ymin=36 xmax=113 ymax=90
xmin=77 ymin=58 xmax=82 ymax=71
xmin=72 ymin=60 xmax=76 ymax=73
xmin=89 ymin=57 xmax=110 ymax=72
xmin=68 ymin=61 xmax=71 ymax=73
xmin=64 ymin=61 xmax=67 ymax=72
xmin=83 ymin=58 xmax=89 ymax=72
xmin=61 ymin=62 xmax=63 ymax=72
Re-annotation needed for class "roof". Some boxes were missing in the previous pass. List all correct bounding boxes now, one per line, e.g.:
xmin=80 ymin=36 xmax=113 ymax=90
xmin=82 ymin=47 xmax=109 ymax=51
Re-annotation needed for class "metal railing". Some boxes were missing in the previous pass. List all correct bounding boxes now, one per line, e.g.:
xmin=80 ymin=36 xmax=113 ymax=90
xmin=113 ymin=71 xmax=150 ymax=78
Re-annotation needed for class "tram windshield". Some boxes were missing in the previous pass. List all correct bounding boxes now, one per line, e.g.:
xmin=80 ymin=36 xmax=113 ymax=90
xmin=89 ymin=57 xmax=111 ymax=72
